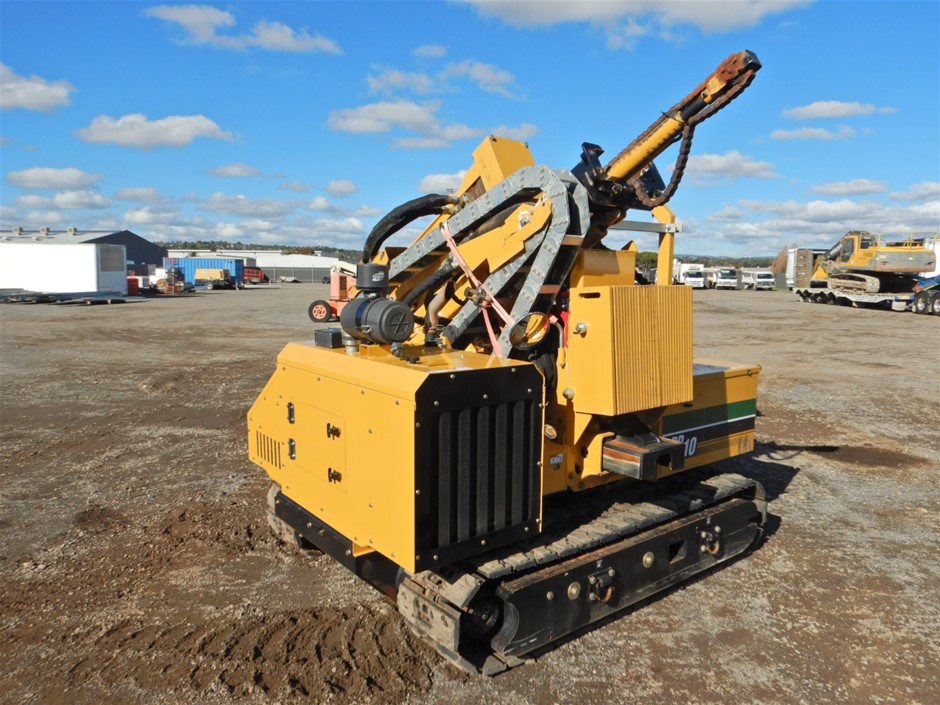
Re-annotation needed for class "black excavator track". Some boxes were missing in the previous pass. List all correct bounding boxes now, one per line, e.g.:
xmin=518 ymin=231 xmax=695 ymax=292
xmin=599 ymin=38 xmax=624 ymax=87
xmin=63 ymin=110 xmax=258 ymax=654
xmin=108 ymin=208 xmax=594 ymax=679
xmin=271 ymin=470 xmax=766 ymax=675
xmin=397 ymin=471 xmax=766 ymax=674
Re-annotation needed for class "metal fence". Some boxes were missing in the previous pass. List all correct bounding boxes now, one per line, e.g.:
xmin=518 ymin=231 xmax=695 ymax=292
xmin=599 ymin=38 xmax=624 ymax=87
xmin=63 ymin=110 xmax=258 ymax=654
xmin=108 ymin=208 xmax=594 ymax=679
xmin=266 ymin=267 xmax=332 ymax=283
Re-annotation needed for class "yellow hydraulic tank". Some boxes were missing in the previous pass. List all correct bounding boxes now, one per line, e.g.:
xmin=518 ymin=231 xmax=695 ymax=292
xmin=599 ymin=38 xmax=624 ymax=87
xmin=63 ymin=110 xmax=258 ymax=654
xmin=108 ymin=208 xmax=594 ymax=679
xmin=565 ymin=283 xmax=694 ymax=415
xmin=248 ymin=342 xmax=544 ymax=574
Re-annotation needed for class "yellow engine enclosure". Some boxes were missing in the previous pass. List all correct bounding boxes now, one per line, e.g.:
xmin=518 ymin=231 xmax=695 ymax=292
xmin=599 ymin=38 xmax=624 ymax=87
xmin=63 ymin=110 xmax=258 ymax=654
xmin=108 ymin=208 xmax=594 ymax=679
xmin=248 ymin=342 xmax=544 ymax=574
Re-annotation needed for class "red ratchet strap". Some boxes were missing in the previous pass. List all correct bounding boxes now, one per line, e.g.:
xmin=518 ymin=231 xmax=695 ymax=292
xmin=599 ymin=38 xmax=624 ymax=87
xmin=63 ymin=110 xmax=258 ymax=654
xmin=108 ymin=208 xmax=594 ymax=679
xmin=439 ymin=220 xmax=516 ymax=356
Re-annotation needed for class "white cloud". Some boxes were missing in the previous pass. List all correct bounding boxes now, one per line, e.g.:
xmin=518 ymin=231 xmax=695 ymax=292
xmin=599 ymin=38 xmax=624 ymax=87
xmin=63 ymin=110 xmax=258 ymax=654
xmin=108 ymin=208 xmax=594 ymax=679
xmin=19 ymin=210 xmax=69 ymax=226
xmin=329 ymin=98 xmax=537 ymax=149
xmin=782 ymin=100 xmax=892 ymax=120
xmin=124 ymin=206 xmax=180 ymax=224
xmin=352 ymin=204 xmax=384 ymax=217
xmin=367 ymin=68 xmax=437 ymax=95
xmin=418 ymin=170 xmax=468 ymax=194
xmin=328 ymin=100 xmax=441 ymax=134
xmin=685 ymin=150 xmax=778 ymax=180
xmin=414 ymin=44 xmax=447 ymax=58
xmin=605 ymin=17 xmax=650 ymax=50
xmin=361 ymin=61 xmax=517 ymax=99
xmin=243 ymin=21 xmax=340 ymax=53
xmin=12 ymin=190 xmax=111 ymax=210
xmin=489 ymin=122 xmax=539 ymax=141
xmin=441 ymin=60 xmax=515 ymax=96
xmin=115 ymin=187 xmax=166 ymax=203
xmin=146 ymin=5 xmax=341 ymax=53
xmin=278 ymin=180 xmax=314 ymax=193
xmin=12 ymin=194 xmax=52 ymax=209
xmin=707 ymin=206 xmax=742 ymax=222
xmin=307 ymin=195 xmax=331 ymax=211
xmin=712 ymin=198 xmax=940 ymax=236
xmin=145 ymin=4 xmax=234 ymax=42
xmin=203 ymin=192 xmax=302 ymax=217
xmin=438 ymin=122 xmax=485 ymax=141
xmin=395 ymin=137 xmax=451 ymax=149
xmin=53 ymin=191 xmax=112 ymax=209
xmin=7 ymin=167 xmax=100 ymax=189
xmin=306 ymin=195 xmax=381 ymax=218
xmin=75 ymin=113 xmax=233 ymax=149
xmin=736 ymin=198 xmax=870 ymax=221
xmin=0 ymin=64 xmax=75 ymax=112
xmin=889 ymin=182 xmax=940 ymax=202
xmin=704 ymin=197 xmax=940 ymax=249
xmin=207 ymin=163 xmax=262 ymax=177
xmin=459 ymin=1 xmax=811 ymax=34
xmin=812 ymin=179 xmax=887 ymax=196
xmin=770 ymin=126 xmax=856 ymax=141
xmin=308 ymin=216 xmax=367 ymax=235
xmin=326 ymin=179 xmax=358 ymax=197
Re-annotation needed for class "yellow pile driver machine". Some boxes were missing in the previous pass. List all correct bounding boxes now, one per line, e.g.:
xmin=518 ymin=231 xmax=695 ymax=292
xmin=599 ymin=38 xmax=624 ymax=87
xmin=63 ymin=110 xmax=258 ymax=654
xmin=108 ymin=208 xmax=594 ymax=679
xmin=250 ymin=51 xmax=767 ymax=673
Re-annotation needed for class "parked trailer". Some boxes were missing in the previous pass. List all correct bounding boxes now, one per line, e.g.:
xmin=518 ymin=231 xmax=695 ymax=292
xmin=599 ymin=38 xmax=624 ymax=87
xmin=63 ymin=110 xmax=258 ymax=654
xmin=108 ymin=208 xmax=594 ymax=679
xmin=795 ymin=286 xmax=911 ymax=310
xmin=244 ymin=267 xmax=270 ymax=284
xmin=796 ymin=275 xmax=940 ymax=314
xmin=194 ymin=268 xmax=234 ymax=290
xmin=0 ymin=242 xmax=128 ymax=295
xmin=163 ymin=257 xmax=245 ymax=288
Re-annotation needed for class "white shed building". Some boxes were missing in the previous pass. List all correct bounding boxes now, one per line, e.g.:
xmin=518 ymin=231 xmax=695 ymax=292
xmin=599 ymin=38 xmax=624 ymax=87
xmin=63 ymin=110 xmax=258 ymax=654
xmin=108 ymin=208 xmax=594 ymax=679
xmin=0 ymin=242 xmax=128 ymax=294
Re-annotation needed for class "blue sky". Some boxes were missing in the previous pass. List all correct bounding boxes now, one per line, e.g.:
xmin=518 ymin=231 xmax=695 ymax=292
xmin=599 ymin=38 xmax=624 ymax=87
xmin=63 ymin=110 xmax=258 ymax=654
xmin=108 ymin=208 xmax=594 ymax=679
xmin=1 ymin=0 xmax=938 ymax=255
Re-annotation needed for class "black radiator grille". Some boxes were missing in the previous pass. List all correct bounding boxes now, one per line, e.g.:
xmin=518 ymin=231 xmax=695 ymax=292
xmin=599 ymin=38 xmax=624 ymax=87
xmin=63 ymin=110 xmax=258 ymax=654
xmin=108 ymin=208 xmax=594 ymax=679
xmin=432 ymin=399 xmax=538 ymax=548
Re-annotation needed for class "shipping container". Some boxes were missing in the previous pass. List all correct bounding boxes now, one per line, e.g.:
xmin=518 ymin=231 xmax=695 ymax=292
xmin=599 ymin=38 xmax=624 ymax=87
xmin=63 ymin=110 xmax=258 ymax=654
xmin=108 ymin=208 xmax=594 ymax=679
xmin=163 ymin=257 xmax=245 ymax=287
xmin=0 ymin=242 xmax=128 ymax=294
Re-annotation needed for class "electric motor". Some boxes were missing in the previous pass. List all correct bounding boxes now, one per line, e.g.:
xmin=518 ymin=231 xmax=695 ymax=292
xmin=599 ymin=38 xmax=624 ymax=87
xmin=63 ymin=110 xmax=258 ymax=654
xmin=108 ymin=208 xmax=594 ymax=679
xmin=340 ymin=296 xmax=414 ymax=345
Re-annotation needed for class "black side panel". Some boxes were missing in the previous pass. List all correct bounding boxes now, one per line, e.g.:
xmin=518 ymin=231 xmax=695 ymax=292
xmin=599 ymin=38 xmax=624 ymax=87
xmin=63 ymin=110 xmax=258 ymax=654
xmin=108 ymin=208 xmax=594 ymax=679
xmin=414 ymin=364 xmax=543 ymax=572
xmin=275 ymin=491 xmax=404 ymax=597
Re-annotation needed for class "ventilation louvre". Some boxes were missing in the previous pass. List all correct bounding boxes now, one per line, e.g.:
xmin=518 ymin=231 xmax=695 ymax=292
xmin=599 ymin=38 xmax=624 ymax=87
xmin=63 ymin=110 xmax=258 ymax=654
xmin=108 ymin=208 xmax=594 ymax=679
xmin=255 ymin=431 xmax=283 ymax=469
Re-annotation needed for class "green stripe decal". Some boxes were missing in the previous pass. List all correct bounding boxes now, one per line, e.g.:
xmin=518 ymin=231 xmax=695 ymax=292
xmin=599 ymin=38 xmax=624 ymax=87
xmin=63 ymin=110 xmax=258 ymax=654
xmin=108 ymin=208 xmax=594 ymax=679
xmin=660 ymin=398 xmax=757 ymax=435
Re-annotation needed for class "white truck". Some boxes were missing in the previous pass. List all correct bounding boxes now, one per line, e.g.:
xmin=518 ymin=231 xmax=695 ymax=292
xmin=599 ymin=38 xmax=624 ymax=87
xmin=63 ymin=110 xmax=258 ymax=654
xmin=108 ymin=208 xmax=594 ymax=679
xmin=741 ymin=268 xmax=775 ymax=290
xmin=704 ymin=267 xmax=738 ymax=289
xmin=675 ymin=262 xmax=706 ymax=288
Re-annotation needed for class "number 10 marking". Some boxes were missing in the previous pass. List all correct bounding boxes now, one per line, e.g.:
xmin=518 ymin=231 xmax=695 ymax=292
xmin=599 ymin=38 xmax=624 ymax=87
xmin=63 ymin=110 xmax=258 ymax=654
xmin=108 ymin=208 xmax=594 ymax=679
xmin=673 ymin=434 xmax=698 ymax=457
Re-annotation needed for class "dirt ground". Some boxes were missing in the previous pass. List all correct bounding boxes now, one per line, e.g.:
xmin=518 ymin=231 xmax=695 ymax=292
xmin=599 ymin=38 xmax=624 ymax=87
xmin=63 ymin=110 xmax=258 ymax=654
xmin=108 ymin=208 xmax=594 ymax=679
xmin=1 ymin=284 xmax=938 ymax=705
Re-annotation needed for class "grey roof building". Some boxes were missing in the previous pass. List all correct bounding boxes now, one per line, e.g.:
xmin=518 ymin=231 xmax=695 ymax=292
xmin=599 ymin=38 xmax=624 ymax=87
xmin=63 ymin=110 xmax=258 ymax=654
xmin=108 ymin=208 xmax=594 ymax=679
xmin=0 ymin=228 xmax=167 ymax=270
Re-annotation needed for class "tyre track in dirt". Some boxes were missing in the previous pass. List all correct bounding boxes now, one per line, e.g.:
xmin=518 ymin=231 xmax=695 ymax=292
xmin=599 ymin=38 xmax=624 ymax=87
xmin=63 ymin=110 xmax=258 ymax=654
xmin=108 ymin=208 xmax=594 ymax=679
xmin=1 ymin=490 xmax=437 ymax=704
xmin=66 ymin=606 xmax=432 ymax=701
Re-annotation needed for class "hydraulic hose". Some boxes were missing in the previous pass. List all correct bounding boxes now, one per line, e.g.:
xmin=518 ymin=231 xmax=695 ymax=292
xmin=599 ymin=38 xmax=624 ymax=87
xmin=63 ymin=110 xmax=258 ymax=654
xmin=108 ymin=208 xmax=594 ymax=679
xmin=400 ymin=259 xmax=459 ymax=307
xmin=361 ymin=193 xmax=460 ymax=263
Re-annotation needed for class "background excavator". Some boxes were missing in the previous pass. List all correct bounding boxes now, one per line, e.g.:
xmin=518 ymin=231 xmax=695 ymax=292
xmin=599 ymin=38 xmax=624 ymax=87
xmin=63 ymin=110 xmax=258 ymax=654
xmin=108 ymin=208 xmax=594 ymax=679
xmin=816 ymin=230 xmax=936 ymax=293
xmin=249 ymin=50 xmax=768 ymax=674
